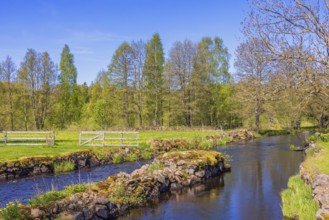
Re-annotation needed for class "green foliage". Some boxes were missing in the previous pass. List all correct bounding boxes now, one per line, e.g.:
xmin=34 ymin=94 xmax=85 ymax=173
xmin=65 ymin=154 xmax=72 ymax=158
xmin=141 ymin=151 xmax=153 ymax=160
xmin=108 ymin=185 xmax=144 ymax=206
xmin=53 ymin=160 xmax=75 ymax=173
xmin=281 ymin=175 xmax=319 ymax=220
xmin=124 ymin=153 xmax=138 ymax=162
xmin=144 ymin=33 xmax=165 ymax=126
xmin=112 ymin=153 xmax=124 ymax=164
xmin=0 ymin=202 xmax=24 ymax=220
xmin=289 ymin=144 xmax=302 ymax=151
xmin=57 ymin=44 xmax=80 ymax=128
xmin=147 ymin=161 xmax=165 ymax=172
xmin=28 ymin=184 xmax=89 ymax=206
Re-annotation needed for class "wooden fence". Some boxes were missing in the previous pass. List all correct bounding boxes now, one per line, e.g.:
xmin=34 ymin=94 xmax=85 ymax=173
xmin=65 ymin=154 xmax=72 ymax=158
xmin=79 ymin=131 xmax=139 ymax=147
xmin=0 ymin=131 xmax=55 ymax=146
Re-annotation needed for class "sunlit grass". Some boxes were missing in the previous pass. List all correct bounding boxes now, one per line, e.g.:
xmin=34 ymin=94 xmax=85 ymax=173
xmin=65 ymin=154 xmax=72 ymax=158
xmin=302 ymin=135 xmax=329 ymax=179
xmin=281 ymin=175 xmax=319 ymax=220
xmin=0 ymin=130 xmax=218 ymax=162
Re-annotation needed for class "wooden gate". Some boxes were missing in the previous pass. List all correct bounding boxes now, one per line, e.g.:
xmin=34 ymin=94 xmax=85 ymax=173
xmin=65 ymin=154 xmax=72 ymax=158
xmin=79 ymin=131 xmax=139 ymax=147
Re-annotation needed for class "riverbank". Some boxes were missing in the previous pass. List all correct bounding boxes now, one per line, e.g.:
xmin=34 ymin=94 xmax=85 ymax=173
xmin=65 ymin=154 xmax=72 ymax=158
xmin=0 ymin=129 xmax=254 ymax=181
xmin=281 ymin=134 xmax=329 ymax=220
xmin=0 ymin=150 xmax=229 ymax=220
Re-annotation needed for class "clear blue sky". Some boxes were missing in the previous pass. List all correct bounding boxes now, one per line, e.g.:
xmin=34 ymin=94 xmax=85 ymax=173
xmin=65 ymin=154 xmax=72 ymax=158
xmin=0 ymin=0 xmax=249 ymax=84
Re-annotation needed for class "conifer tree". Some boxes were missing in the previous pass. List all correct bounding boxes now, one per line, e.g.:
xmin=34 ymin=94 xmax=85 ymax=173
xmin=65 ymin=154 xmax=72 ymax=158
xmin=144 ymin=33 xmax=165 ymax=126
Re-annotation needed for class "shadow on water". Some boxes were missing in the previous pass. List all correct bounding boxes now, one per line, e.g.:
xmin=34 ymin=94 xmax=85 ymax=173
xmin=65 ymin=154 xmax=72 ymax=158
xmin=120 ymin=135 xmax=305 ymax=220
xmin=0 ymin=160 xmax=150 ymax=207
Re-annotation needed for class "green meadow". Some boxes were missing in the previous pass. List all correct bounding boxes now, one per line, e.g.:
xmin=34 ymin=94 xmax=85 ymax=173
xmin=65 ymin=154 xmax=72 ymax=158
xmin=0 ymin=130 xmax=218 ymax=162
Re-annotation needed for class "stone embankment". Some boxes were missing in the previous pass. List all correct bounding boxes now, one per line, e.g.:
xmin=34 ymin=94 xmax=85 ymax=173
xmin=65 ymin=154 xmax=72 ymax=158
xmin=8 ymin=150 xmax=228 ymax=220
xmin=150 ymin=129 xmax=255 ymax=152
xmin=0 ymin=147 xmax=148 ymax=181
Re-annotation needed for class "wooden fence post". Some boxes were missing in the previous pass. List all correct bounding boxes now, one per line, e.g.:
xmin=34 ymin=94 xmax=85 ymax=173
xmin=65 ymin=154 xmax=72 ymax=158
xmin=4 ymin=131 xmax=7 ymax=145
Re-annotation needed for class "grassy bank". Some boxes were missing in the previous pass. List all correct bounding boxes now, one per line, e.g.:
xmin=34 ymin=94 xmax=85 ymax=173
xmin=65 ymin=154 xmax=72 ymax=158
xmin=281 ymin=133 xmax=329 ymax=219
xmin=302 ymin=135 xmax=329 ymax=178
xmin=0 ymin=130 xmax=218 ymax=162
xmin=281 ymin=175 xmax=319 ymax=220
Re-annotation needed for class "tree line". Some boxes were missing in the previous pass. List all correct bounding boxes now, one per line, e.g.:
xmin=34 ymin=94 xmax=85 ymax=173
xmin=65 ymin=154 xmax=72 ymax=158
xmin=0 ymin=34 xmax=240 ymax=130
xmin=3 ymin=0 xmax=328 ymax=132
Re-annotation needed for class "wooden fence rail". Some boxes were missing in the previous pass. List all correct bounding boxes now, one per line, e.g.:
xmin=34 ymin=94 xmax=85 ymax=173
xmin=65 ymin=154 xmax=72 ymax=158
xmin=79 ymin=131 xmax=139 ymax=147
xmin=0 ymin=131 xmax=55 ymax=146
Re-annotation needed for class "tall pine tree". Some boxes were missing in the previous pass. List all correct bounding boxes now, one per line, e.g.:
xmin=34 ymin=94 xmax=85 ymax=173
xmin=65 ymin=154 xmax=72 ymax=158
xmin=58 ymin=44 xmax=78 ymax=128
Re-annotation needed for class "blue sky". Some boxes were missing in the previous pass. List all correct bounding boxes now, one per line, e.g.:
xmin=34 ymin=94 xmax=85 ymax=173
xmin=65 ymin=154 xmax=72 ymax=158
xmin=0 ymin=0 xmax=249 ymax=84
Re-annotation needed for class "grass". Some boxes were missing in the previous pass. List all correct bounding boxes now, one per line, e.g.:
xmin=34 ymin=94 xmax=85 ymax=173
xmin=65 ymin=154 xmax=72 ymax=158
xmin=0 ymin=202 xmax=24 ymax=220
xmin=53 ymin=160 xmax=75 ymax=173
xmin=124 ymin=153 xmax=138 ymax=162
xmin=147 ymin=161 xmax=165 ymax=172
xmin=302 ymin=134 xmax=329 ymax=179
xmin=0 ymin=130 xmax=218 ymax=162
xmin=112 ymin=153 xmax=124 ymax=164
xmin=28 ymin=184 xmax=90 ymax=206
xmin=281 ymin=175 xmax=319 ymax=220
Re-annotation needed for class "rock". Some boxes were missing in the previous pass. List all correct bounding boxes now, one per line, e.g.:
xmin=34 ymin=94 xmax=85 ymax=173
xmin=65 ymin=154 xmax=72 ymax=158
xmin=52 ymin=203 xmax=59 ymax=214
xmin=40 ymin=164 xmax=48 ymax=173
xmin=316 ymin=209 xmax=329 ymax=220
xmin=95 ymin=205 xmax=109 ymax=219
xmin=170 ymin=182 xmax=183 ymax=191
xmin=83 ymin=207 xmax=94 ymax=219
xmin=177 ymin=160 xmax=185 ymax=166
xmin=73 ymin=212 xmax=85 ymax=220
xmin=95 ymin=194 xmax=109 ymax=205
xmin=31 ymin=208 xmax=45 ymax=218
xmin=195 ymin=170 xmax=205 ymax=178
xmin=174 ymin=170 xmax=185 ymax=177
xmin=78 ymin=159 xmax=87 ymax=167
xmin=186 ymin=168 xmax=195 ymax=175
xmin=68 ymin=203 xmax=75 ymax=210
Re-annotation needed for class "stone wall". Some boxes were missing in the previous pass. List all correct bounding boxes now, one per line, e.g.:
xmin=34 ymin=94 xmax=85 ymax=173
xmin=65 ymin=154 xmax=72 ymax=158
xmin=0 ymin=148 xmax=147 ymax=181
